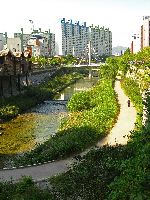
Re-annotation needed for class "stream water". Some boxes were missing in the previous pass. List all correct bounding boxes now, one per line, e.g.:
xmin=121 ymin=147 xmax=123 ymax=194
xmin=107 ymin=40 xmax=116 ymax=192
xmin=0 ymin=77 xmax=98 ymax=168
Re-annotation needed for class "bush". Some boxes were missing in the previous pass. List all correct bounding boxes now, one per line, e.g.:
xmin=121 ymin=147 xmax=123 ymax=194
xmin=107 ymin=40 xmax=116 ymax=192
xmin=67 ymin=91 xmax=93 ymax=111
xmin=0 ymin=105 xmax=19 ymax=120
xmin=0 ymin=177 xmax=52 ymax=200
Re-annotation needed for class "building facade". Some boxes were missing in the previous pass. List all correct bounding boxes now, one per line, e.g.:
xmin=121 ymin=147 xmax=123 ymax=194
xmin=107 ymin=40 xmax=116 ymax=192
xmin=7 ymin=38 xmax=22 ymax=52
xmin=31 ymin=29 xmax=55 ymax=56
xmin=0 ymin=33 xmax=4 ymax=51
xmin=0 ymin=32 xmax=7 ymax=50
xmin=61 ymin=18 xmax=112 ymax=57
xmin=141 ymin=16 xmax=150 ymax=50
xmin=14 ymin=32 xmax=31 ymax=52
xmin=14 ymin=28 xmax=55 ymax=57
xmin=90 ymin=25 xmax=112 ymax=56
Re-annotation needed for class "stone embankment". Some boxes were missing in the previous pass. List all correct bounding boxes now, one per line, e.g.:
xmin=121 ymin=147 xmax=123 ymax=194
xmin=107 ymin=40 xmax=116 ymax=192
xmin=1 ymin=68 xmax=58 ymax=97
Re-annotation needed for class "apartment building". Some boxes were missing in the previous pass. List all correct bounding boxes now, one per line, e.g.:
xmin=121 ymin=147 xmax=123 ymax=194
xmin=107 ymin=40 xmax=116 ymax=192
xmin=14 ymin=28 xmax=55 ymax=56
xmin=61 ymin=18 xmax=89 ymax=57
xmin=90 ymin=25 xmax=112 ymax=56
xmin=61 ymin=18 xmax=112 ymax=57
xmin=27 ymin=29 xmax=55 ymax=57
xmin=141 ymin=16 xmax=150 ymax=50
xmin=50 ymin=33 xmax=55 ymax=56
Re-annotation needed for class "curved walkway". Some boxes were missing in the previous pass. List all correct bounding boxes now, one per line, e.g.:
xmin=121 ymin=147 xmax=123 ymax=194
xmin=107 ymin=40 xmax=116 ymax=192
xmin=0 ymin=80 xmax=137 ymax=182
xmin=97 ymin=80 xmax=137 ymax=146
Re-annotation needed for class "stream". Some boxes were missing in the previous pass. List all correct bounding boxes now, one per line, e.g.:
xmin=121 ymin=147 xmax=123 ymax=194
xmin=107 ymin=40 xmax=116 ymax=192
xmin=0 ymin=77 xmax=98 ymax=168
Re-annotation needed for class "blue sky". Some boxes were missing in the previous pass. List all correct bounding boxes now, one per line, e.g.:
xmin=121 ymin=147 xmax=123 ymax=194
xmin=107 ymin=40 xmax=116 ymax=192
xmin=1 ymin=0 xmax=150 ymax=51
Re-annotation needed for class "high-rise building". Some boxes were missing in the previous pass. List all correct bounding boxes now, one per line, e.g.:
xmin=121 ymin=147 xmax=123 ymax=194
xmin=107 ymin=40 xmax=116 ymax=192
xmin=61 ymin=18 xmax=112 ymax=57
xmin=61 ymin=18 xmax=88 ymax=56
xmin=141 ymin=16 xmax=150 ymax=50
xmin=90 ymin=25 xmax=112 ymax=56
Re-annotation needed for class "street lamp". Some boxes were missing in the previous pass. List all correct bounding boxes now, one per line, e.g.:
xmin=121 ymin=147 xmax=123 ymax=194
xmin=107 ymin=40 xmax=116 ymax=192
xmin=88 ymin=27 xmax=91 ymax=66
xmin=17 ymin=44 xmax=20 ymax=52
xmin=131 ymin=34 xmax=140 ymax=53
xmin=20 ymin=28 xmax=23 ymax=52
xmin=29 ymin=20 xmax=34 ymax=33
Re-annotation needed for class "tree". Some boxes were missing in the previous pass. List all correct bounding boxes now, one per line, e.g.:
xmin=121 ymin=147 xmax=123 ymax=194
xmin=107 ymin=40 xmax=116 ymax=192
xmin=99 ymin=57 xmax=119 ymax=79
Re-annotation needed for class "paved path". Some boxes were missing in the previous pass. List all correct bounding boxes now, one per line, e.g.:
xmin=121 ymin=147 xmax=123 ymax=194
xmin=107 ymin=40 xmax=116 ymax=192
xmin=0 ymin=80 xmax=137 ymax=182
xmin=97 ymin=80 xmax=137 ymax=146
xmin=0 ymin=158 xmax=73 ymax=183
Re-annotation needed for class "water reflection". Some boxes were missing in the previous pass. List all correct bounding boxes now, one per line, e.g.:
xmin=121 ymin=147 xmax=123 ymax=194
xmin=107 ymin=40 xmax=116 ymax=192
xmin=55 ymin=77 xmax=98 ymax=100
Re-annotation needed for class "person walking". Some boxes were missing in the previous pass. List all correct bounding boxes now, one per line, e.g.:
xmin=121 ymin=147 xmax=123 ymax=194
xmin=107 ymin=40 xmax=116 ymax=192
xmin=127 ymin=99 xmax=130 ymax=107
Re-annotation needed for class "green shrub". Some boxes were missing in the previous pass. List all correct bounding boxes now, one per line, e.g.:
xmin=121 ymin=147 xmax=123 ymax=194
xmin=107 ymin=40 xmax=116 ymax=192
xmin=67 ymin=91 xmax=93 ymax=111
xmin=0 ymin=177 xmax=52 ymax=200
xmin=0 ymin=105 xmax=19 ymax=120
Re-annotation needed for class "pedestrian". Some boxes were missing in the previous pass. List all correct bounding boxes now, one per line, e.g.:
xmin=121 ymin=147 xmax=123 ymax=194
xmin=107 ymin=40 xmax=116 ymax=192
xmin=127 ymin=99 xmax=130 ymax=107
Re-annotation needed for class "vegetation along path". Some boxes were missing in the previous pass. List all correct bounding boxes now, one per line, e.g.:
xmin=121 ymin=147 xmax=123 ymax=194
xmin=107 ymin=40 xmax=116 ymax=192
xmin=97 ymin=79 xmax=137 ymax=147
xmin=0 ymin=79 xmax=137 ymax=182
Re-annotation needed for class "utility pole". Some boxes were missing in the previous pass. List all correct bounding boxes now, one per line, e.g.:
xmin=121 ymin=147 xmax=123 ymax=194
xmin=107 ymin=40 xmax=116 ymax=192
xmin=88 ymin=41 xmax=91 ymax=65
xmin=88 ymin=27 xmax=91 ymax=66
xmin=20 ymin=28 xmax=23 ymax=52
xmin=48 ymin=29 xmax=51 ymax=57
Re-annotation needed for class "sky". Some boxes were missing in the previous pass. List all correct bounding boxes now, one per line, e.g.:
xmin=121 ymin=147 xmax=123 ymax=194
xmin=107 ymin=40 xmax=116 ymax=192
xmin=1 ymin=0 xmax=150 ymax=53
